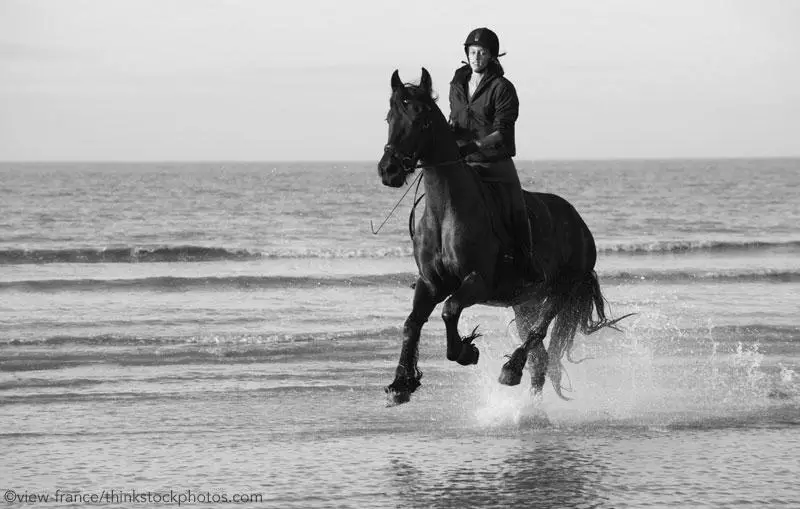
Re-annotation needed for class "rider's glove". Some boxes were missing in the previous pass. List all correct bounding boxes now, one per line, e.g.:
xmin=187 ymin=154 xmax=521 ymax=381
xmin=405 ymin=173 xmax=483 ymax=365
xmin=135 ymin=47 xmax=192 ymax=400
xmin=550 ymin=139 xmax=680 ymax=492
xmin=459 ymin=141 xmax=480 ymax=158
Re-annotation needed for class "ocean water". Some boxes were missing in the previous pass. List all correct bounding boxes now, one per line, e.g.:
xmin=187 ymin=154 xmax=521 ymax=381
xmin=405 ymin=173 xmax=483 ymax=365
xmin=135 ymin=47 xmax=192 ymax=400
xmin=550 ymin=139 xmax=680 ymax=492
xmin=1 ymin=159 xmax=799 ymax=508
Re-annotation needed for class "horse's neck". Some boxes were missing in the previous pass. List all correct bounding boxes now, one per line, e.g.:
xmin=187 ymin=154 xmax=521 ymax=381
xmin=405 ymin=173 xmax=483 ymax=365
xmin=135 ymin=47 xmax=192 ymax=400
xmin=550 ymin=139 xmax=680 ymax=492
xmin=420 ymin=122 xmax=483 ymax=215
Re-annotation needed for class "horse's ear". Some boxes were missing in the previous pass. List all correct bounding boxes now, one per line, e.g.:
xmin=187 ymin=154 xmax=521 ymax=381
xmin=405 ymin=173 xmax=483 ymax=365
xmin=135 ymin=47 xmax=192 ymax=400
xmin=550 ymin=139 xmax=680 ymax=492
xmin=391 ymin=70 xmax=402 ymax=91
xmin=420 ymin=67 xmax=432 ymax=93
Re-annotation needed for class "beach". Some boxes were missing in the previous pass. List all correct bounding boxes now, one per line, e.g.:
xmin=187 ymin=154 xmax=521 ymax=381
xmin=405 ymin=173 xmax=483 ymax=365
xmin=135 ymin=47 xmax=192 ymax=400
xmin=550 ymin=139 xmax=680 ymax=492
xmin=1 ymin=159 xmax=799 ymax=507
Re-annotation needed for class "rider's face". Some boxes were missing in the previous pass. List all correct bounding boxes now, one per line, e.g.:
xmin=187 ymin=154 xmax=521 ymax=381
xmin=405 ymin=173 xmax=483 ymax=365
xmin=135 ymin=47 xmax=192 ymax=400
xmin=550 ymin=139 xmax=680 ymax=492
xmin=468 ymin=45 xmax=491 ymax=73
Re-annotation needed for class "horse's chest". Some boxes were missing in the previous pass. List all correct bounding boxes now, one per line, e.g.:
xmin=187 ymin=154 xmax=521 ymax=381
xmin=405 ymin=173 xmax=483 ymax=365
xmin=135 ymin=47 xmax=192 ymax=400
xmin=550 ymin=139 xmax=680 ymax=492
xmin=415 ymin=223 xmax=477 ymax=284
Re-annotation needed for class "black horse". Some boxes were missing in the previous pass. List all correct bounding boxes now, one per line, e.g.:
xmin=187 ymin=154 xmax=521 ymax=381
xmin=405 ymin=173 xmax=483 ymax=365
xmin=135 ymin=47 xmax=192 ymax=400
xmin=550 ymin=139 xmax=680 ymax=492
xmin=377 ymin=68 xmax=628 ymax=405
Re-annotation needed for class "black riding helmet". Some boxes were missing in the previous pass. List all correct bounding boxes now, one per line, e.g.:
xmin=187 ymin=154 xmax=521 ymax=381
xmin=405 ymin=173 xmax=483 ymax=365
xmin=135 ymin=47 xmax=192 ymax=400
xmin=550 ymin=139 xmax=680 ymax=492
xmin=463 ymin=27 xmax=500 ymax=58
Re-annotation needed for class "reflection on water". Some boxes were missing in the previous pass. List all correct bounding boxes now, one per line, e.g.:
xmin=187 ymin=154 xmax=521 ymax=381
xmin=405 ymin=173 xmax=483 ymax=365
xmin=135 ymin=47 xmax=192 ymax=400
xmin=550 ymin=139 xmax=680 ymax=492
xmin=385 ymin=424 xmax=800 ymax=508
xmin=388 ymin=437 xmax=608 ymax=508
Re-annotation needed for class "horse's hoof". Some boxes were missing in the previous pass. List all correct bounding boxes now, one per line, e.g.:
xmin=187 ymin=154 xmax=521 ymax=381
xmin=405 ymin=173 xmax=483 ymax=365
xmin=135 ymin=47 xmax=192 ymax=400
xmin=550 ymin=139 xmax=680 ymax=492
xmin=385 ymin=388 xmax=412 ymax=406
xmin=384 ymin=374 xmax=421 ymax=405
xmin=499 ymin=348 xmax=527 ymax=386
xmin=498 ymin=366 xmax=522 ymax=386
xmin=456 ymin=344 xmax=479 ymax=366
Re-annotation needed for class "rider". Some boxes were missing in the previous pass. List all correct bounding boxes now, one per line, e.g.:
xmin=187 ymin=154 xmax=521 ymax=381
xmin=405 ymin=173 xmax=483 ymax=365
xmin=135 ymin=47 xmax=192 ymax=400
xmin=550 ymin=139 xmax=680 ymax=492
xmin=449 ymin=27 xmax=538 ymax=281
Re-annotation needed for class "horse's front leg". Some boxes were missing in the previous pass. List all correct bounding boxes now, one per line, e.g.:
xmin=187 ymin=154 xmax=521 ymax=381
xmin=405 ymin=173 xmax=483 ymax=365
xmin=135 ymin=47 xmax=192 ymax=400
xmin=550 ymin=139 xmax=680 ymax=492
xmin=443 ymin=271 xmax=490 ymax=366
xmin=386 ymin=278 xmax=439 ymax=405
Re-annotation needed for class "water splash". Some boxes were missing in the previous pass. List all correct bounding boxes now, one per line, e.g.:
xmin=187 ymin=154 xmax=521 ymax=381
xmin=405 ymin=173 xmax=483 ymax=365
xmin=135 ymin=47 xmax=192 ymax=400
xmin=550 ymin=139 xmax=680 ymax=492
xmin=768 ymin=364 xmax=799 ymax=400
xmin=462 ymin=307 xmax=798 ymax=429
xmin=731 ymin=342 xmax=766 ymax=392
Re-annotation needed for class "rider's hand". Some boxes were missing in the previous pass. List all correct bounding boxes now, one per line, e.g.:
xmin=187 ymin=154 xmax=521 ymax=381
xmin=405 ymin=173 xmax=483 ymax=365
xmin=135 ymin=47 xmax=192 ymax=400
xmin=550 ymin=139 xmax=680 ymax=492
xmin=459 ymin=141 xmax=480 ymax=158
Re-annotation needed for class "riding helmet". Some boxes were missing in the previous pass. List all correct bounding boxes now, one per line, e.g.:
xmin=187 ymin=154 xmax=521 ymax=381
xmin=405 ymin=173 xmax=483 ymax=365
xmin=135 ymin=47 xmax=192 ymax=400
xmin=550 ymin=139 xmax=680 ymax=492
xmin=463 ymin=27 xmax=499 ymax=58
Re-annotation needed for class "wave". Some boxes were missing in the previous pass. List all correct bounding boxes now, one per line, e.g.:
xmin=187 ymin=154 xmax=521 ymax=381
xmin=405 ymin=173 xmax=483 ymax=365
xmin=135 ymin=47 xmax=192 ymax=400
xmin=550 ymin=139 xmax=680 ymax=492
xmin=693 ymin=324 xmax=800 ymax=343
xmin=1 ymin=240 xmax=798 ymax=264
xmin=10 ymin=324 xmax=797 ymax=346
xmin=3 ymin=323 xmax=796 ymax=352
xmin=0 ymin=246 xmax=263 ymax=264
xmin=0 ymin=327 xmax=405 ymax=373
xmin=0 ymin=273 xmax=418 ymax=292
xmin=0 ymin=245 xmax=414 ymax=264
xmin=3 ymin=326 xmax=403 ymax=347
xmin=1 ymin=268 xmax=796 ymax=293
xmin=606 ymin=269 xmax=800 ymax=283
xmin=0 ymin=378 xmax=105 ymax=391
xmin=597 ymin=239 xmax=800 ymax=254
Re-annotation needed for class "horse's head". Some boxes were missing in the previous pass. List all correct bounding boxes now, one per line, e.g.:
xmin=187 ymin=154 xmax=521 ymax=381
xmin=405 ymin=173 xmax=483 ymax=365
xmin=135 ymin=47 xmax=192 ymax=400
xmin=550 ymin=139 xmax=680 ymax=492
xmin=378 ymin=68 xmax=437 ymax=188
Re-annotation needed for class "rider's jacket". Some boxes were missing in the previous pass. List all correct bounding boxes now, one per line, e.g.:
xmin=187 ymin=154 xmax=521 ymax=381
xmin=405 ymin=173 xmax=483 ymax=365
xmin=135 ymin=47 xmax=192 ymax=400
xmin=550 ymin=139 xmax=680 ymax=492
xmin=448 ymin=61 xmax=519 ymax=164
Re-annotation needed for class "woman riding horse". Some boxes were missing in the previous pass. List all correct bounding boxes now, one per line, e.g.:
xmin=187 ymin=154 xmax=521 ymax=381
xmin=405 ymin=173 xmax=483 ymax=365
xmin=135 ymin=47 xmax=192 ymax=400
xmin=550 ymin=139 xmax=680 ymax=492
xmin=450 ymin=27 xmax=539 ymax=281
xmin=377 ymin=67 xmax=629 ymax=406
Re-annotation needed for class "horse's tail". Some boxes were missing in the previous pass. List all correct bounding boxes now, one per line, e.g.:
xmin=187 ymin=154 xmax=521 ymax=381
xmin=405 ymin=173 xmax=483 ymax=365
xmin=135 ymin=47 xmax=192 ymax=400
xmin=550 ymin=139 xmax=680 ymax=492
xmin=547 ymin=271 xmax=633 ymax=400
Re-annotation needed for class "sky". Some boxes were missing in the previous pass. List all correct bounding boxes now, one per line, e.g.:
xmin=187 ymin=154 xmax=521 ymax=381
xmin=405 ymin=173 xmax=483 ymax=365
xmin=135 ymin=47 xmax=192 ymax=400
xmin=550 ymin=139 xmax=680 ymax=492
xmin=1 ymin=0 xmax=799 ymax=161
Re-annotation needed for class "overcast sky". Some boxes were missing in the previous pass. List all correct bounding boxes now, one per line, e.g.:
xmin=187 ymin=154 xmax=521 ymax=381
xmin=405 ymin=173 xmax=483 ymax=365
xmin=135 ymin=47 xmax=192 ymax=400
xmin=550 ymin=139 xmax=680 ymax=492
xmin=1 ymin=0 xmax=799 ymax=161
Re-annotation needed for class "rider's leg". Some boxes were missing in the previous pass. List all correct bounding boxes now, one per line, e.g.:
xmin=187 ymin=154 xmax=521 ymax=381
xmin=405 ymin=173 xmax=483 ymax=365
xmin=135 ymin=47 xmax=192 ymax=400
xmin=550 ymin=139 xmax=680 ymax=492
xmin=507 ymin=182 xmax=540 ymax=282
xmin=471 ymin=159 xmax=542 ymax=282
xmin=511 ymin=187 xmax=533 ymax=264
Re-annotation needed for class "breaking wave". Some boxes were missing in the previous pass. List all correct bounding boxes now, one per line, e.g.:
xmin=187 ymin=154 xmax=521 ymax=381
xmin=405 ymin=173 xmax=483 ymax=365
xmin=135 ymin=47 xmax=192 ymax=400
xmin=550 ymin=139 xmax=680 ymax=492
xmin=0 ymin=327 xmax=405 ymax=373
xmin=0 ymin=269 xmax=795 ymax=293
xmin=597 ymin=239 xmax=800 ymax=254
xmin=0 ymin=245 xmax=414 ymax=264
xmin=2 ymin=239 xmax=798 ymax=264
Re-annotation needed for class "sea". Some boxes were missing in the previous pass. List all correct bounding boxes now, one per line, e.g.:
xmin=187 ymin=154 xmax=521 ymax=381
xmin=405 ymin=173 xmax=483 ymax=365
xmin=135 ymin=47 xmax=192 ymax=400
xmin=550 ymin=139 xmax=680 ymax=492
xmin=1 ymin=159 xmax=798 ymax=508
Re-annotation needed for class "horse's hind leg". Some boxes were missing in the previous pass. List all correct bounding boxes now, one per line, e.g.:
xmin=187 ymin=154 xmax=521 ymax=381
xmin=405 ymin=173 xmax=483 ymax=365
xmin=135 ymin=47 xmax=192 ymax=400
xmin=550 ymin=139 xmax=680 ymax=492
xmin=499 ymin=300 xmax=557 ymax=387
xmin=386 ymin=278 xmax=440 ymax=405
xmin=442 ymin=271 xmax=490 ymax=366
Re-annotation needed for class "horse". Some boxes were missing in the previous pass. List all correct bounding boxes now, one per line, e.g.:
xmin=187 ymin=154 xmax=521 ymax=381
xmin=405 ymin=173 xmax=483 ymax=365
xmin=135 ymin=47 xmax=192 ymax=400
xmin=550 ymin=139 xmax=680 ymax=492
xmin=377 ymin=68 xmax=629 ymax=406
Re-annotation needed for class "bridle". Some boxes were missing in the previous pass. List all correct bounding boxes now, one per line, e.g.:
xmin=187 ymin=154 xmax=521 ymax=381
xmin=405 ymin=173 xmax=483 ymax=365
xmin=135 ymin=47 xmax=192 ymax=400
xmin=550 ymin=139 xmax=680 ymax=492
xmin=383 ymin=96 xmax=437 ymax=175
xmin=373 ymin=105 xmax=462 ymax=235
xmin=382 ymin=143 xmax=417 ymax=176
xmin=372 ymin=90 xmax=465 ymax=235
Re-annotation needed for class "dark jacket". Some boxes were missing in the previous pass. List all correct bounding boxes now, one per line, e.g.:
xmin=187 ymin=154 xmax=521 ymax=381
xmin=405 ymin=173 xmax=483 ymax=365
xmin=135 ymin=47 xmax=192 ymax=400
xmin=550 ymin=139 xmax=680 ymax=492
xmin=449 ymin=62 xmax=519 ymax=163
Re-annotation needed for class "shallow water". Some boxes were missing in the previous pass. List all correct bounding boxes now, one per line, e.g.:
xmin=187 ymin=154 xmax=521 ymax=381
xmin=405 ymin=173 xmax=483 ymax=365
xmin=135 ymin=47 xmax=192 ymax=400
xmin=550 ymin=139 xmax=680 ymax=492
xmin=4 ymin=341 xmax=799 ymax=508
xmin=1 ymin=160 xmax=799 ymax=507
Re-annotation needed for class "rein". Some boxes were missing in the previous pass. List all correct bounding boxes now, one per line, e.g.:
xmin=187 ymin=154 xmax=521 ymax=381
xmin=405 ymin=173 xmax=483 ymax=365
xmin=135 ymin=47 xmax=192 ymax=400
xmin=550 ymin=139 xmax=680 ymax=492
xmin=370 ymin=170 xmax=423 ymax=235
xmin=408 ymin=178 xmax=425 ymax=240
xmin=370 ymin=158 xmax=463 ymax=235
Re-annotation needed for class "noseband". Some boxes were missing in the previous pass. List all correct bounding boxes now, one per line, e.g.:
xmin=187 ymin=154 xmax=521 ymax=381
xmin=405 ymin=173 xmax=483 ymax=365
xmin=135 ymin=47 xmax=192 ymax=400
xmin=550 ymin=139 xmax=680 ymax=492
xmin=383 ymin=143 xmax=417 ymax=175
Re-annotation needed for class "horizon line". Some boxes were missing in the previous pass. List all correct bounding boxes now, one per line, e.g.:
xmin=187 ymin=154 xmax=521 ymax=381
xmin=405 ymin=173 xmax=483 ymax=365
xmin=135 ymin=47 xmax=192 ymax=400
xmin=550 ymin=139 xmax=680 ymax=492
xmin=2 ymin=155 xmax=799 ymax=164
